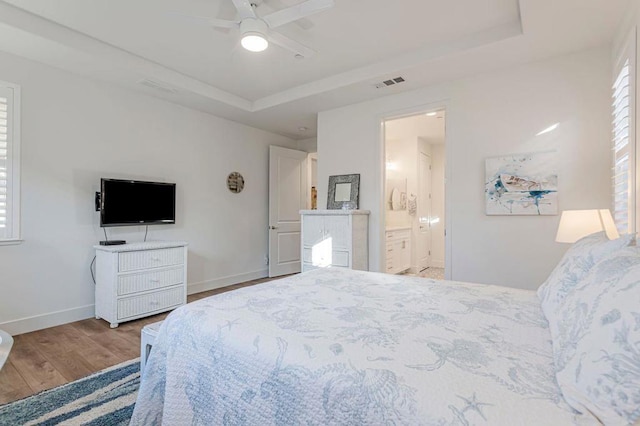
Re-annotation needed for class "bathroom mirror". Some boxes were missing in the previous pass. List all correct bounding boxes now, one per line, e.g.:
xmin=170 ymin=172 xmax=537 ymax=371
xmin=386 ymin=178 xmax=407 ymax=211
xmin=327 ymin=174 xmax=360 ymax=209
xmin=391 ymin=188 xmax=402 ymax=210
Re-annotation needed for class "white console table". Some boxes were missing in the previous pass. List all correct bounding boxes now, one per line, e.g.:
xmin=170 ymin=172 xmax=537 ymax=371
xmin=94 ymin=241 xmax=188 ymax=328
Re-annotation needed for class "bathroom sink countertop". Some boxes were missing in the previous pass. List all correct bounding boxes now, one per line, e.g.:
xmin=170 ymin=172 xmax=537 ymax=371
xmin=386 ymin=226 xmax=412 ymax=231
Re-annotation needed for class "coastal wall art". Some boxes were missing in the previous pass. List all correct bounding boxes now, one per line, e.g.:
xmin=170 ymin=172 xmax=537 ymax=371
xmin=485 ymin=151 xmax=558 ymax=215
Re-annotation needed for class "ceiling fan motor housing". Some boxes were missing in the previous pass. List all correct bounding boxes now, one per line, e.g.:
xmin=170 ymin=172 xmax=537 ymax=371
xmin=240 ymin=18 xmax=269 ymax=36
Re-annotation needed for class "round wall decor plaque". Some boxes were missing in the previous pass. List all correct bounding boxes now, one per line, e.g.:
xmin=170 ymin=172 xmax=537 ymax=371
xmin=227 ymin=172 xmax=245 ymax=193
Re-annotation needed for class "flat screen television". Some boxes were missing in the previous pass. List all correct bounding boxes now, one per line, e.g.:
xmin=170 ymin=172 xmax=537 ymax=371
xmin=100 ymin=178 xmax=176 ymax=227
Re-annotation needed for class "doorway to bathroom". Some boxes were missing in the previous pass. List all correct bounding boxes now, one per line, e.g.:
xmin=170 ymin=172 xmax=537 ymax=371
xmin=383 ymin=110 xmax=446 ymax=279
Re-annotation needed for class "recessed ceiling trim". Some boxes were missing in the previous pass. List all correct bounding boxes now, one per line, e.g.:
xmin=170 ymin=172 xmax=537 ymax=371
xmin=0 ymin=0 xmax=253 ymax=111
xmin=0 ymin=0 xmax=524 ymax=115
xmin=252 ymin=20 xmax=523 ymax=111
xmin=138 ymin=78 xmax=178 ymax=94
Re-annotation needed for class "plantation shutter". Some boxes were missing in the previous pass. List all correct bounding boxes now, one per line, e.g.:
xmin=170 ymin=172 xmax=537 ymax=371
xmin=613 ymin=60 xmax=633 ymax=233
xmin=0 ymin=84 xmax=19 ymax=241
xmin=613 ymin=30 xmax=636 ymax=235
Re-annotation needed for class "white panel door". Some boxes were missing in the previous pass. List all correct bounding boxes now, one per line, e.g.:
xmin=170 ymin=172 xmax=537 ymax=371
xmin=269 ymin=146 xmax=308 ymax=277
xmin=417 ymin=152 xmax=432 ymax=270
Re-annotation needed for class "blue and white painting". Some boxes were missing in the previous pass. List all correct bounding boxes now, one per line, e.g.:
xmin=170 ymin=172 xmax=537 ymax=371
xmin=485 ymin=151 xmax=558 ymax=215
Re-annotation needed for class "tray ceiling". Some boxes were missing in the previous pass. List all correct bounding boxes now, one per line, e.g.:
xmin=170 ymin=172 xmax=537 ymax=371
xmin=0 ymin=0 xmax=630 ymax=138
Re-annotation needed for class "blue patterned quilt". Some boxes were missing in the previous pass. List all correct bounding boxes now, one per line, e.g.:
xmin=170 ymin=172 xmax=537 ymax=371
xmin=131 ymin=268 xmax=597 ymax=425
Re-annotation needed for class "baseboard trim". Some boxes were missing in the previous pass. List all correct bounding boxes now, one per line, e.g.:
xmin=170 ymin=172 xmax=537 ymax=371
xmin=1 ymin=269 xmax=270 ymax=336
xmin=0 ymin=304 xmax=95 ymax=336
xmin=187 ymin=269 xmax=269 ymax=295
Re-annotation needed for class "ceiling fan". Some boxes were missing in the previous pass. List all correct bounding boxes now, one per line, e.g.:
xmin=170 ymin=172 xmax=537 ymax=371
xmin=196 ymin=0 xmax=334 ymax=57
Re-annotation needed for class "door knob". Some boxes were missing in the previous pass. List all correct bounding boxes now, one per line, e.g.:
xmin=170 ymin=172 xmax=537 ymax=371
xmin=269 ymin=226 xmax=278 ymax=230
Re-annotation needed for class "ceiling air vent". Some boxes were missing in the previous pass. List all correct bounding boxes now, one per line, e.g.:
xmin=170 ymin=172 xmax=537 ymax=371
xmin=374 ymin=76 xmax=406 ymax=89
xmin=138 ymin=78 xmax=178 ymax=94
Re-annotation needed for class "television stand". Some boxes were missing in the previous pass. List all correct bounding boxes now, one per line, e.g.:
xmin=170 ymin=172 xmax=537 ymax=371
xmin=94 ymin=241 xmax=188 ymax=328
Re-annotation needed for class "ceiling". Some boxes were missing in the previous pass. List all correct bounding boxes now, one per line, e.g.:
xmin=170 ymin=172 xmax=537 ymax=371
xmin=0 ymin=0 xmax=630 ymax=139
xmin=386 ymin=111 xmax=446 ymax=143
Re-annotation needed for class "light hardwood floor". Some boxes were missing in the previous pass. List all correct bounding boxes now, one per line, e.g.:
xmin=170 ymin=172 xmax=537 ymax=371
xmin=0 ymin=276 xmax=276 ymax=405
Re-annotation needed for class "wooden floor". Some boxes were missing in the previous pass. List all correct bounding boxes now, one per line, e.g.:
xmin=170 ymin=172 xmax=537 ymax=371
xmin=0 ymin=276 xmax=275 ymax=405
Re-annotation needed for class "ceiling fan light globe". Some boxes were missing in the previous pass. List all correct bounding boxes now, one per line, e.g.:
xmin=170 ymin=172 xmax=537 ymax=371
xmin=241 ymin=33 xmax=269 ymax=52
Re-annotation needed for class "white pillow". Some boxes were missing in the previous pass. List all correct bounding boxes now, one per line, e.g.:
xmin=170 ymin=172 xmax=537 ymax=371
xmin=551 ymin=247 xmax=640 ymax=425
xmin=538 ymin=232 xmax=632 ymax=323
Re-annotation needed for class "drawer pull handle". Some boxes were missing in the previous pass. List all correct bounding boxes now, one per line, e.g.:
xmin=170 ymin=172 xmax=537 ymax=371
xmin=150 ymin=279 xmax=160 ymax=283
xmin=151 ymin=257 xmax=161 ymax=262
xmin=149 ymin=300 xmax=159 ymax=306
xmin=387 ymin=249 xmax=393 ymax=252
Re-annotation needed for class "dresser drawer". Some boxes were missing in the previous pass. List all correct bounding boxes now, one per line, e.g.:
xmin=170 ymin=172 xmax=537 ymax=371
xmin=117 ymin=267 xmax=184 ymax=296
xmin=332 ymin=250 xmax=350 ymax=267
xmin=302 ymin=248 xmax=350 ymax=267
xmin=302 ymin=248 xmax=312 ymax=263
xmin=118 ymin=247 xmax=184 ymax=272
xmin=386 ymin=229 xmax=411 ymax=241
xmin=302 ymin=262 xmax=319 ymax=272
xmin=117 ymin=286 xmax=184 ymax=320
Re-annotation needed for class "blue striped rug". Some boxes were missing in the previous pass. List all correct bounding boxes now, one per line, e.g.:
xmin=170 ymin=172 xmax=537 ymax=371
xmin=0 ymin=358 xmax=140 ymax=425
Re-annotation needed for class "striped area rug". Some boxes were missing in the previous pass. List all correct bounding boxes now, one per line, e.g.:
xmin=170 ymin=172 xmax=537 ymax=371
xmin=0 ymin=358 xmax=140 ymax=425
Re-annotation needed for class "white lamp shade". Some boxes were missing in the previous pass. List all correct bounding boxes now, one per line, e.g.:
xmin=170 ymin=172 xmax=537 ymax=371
xmin=555 ymin=209 xmax=620 ymax=243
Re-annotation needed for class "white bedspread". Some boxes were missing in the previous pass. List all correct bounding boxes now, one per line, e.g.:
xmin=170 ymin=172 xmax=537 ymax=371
xmin=131 ymin=268 xmax=597 ymax=425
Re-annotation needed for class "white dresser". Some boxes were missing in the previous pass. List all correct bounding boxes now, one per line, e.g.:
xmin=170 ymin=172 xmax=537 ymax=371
xmin=94 ymin=241 xmax=188 ymax=328
xmin=300 ymin=210 xmax=369 ymax=272
xmin=385 ymin=228 xmax=411 ymax=274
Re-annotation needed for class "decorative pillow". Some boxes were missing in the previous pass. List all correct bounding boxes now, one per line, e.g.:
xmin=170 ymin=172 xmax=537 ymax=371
xmin=551 ymin=247 xmax=640 ymax=425
xmin=537 ymin=231 xmax=632 ymax=322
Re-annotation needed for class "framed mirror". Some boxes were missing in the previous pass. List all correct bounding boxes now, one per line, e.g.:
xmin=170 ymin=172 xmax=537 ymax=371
xmin=327 ymin=174 xmax=360 ymax=209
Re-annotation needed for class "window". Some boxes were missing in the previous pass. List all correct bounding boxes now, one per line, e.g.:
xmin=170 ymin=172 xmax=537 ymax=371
xmin=612 ymin=30 xmax=636 ymax=235
xmin=0 ymin=82 xmax=20 ymax=242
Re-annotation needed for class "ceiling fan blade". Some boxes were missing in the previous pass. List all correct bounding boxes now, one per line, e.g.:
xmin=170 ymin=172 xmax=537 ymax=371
xmin=231 ymin=0 xmax=257 ymax=19
xmin=259 ymin=0 xmax=315 ymax=30
xmin=268 ymin=31 xmax=316 ymax=57
xmin=262 ymin=0 xmax=334 ymax=29
xmin=209 ymin=18 xmax=240 ymax=29
xmin=173 ymin=12 xmax=239 ymax=29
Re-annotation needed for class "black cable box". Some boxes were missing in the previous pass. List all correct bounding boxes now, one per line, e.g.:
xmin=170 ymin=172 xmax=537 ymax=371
xmin=99 ymin=240 xmax=127 ymax=246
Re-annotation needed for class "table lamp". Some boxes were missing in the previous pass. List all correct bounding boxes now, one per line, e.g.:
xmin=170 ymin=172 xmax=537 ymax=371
xmin=555 ymin=209 xmax=619 ymax=243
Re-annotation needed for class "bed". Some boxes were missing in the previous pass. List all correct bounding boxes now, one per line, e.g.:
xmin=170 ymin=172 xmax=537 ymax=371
xmin=130 ymin=267 xmax=597 ymax=425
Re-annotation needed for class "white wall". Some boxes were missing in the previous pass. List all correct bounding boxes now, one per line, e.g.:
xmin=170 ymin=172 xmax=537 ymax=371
xmin=430 ymin=143 xmax=446 ymax=268
xmin=0 ymin=51 xmax=297 ymax=334
xmin=318 ymin=47 xmax=612 ymax=290
xmin=297 ymin=137 xmax=317 ymax=153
